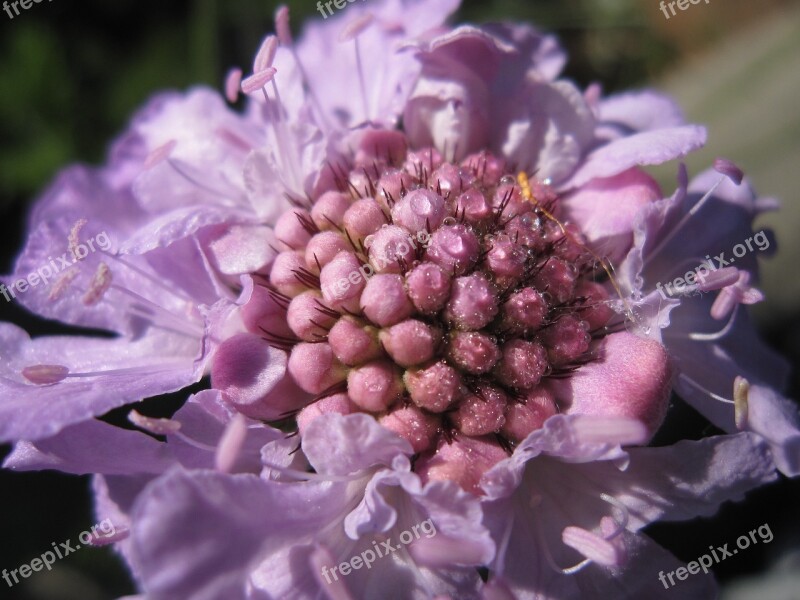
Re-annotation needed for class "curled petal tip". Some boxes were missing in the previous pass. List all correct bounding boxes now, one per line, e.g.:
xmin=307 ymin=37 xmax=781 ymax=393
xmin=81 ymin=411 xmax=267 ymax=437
xmin=714 ymin=157 xmax=745 ymax=185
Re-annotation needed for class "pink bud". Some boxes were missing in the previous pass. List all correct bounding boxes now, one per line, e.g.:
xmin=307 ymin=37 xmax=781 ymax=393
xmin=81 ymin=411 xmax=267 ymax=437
xmin=416 ymin=436 xmax=508 ymax=495
xmin=432 ymin=163 xmax=474 ymax=195
xmin=379 ymin=320 xmax=440 ymax=367
xmin=494 ymin=340 xmax=548 ymax=390
xmin=574 ymin=281 xmax=614 ymax=331
xmin=532 ymin=257 xmax=577 ymax=304
xmin=444 ymin=274 xmax=499 ymax=331
xmin=376 ymin=169 xmax=414 ymax=210
xmin=452 ymin=188 xmax=491 ymax=225
xmin=485 ymin=236 xmax=527 ymax=287
xmin=379 ymin=405 xmax=440 ymax=453
xmin=504 ymin=213 xmax=546 ymax=251
xmin=297 ymin=393 xmax=356 ymax=435
xmin=366 ymin=225 xmax=417 ymax=274
xmin=406 ymin=263 xmax=451 ymax=314
xmin=404 ymin=361 xmax=463 ymax=413
xmin=328 ymin=317 xmax=382 ymax=366
xmin=343 ymin=198 xmax=388 ymax=240
xmin=287 ymin=291 xmax=337 ymax=342
xmin=360 ymin=274 xmax=413 ymax=327
xmin=447 ymin=331 xmax=501 ymax=375
xmin=537 ymin=315 xmax=591 ymax=366
xmin=492 ymin=183 xmax=528 ymax=220
xmin=461 ymin=152 xmax=506 ymax=187
xmin=500 ymin=287 xmax=547 ymax=334
xmin=304 ymin=231 xmax=350 ymax=271
xmin=390 ymin=189 xmax=446 ymax=233
xmin=425 ymin=224 xmax=480 ymax=276
xmin=404 ymin=148 xmax=443 ymax=175
xmin=270 ymin=251 xmax=308 ymax=296
xmin=451 ymin=384 xmax=507 ymax=436
xmin=501 ymin=386 xmax=557 ymax=442
xmin=348 ymin=360 xmax=404 ymax=412
xmin=311 ymin=191 xmax=352 ymax=231
xmin=355 ymin=129 xmax=408 ymax=167
xmin=274 ymin=208 xmax=313 ymax=249
xmin=241 ymin=284 xmax=293 ymax=338
xmin=287 ymin=342 xmax=347 ymax=394
xmin=320 ymin=252 xmax=366 ymax=312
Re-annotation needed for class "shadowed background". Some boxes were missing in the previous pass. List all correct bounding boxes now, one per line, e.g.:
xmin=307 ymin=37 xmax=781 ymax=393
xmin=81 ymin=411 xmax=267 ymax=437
xmin=0 ymin=0 xmax=798 ymax=597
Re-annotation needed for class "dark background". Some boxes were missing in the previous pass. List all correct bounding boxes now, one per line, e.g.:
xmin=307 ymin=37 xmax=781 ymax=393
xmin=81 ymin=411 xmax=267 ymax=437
xmin=1 ymin=1 xmax=798 ymax=598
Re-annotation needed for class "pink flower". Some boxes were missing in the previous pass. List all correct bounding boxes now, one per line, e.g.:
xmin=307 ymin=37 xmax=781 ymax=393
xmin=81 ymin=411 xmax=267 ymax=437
xmin=1 ymin=1 xmax=796 ymax=598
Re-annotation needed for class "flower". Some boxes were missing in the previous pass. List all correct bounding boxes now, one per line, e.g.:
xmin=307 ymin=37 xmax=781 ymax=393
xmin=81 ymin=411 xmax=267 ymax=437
xmin=2 ymin=1 xmax=797 ymax=598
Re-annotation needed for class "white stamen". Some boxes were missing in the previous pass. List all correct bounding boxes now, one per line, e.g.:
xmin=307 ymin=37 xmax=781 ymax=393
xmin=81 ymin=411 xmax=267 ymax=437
xmin=679 ymin=373 xmax=734 ymax=404
xmin=689 ymin=305 xmax=738 ymax=341
xmin=645 ymin=176 xmax=726 ymax=265
xmin=215 ymin=413 xmax=249 ymax=473
xmin=129 ymin=409 xmax=182 ymax=435
xmin=734 ymin=376 xmax=750 ymax=430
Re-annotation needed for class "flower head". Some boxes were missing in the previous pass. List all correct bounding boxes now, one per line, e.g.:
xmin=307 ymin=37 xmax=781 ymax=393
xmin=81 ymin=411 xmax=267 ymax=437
xmin=2 ymin=1 xmax=797 ymax=598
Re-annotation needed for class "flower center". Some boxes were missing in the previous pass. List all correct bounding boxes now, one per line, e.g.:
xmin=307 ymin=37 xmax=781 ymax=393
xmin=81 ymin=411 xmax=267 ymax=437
xmin=264 ymin=138 xmax=616 ymax=492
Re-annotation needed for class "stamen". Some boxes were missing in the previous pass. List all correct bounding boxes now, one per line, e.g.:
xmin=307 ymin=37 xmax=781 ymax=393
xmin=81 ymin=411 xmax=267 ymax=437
xmin=47 ymin=268 xmax=79 ymax=301
xmin=166 ymin=158 xmax=242 ymax=200
xmin=128 ymin=409 xmax=182 ymax=435
xmin=645 ymin=176 xmax=726 ymax=265
xmin=253 ymin=35 xmax=279 ymax=72
xmin=733 ymin=376 xmax=750 ymax=430
xmin=562 ymin=527 xmax=620 ymax=567
xmin=68 ymin=219 xmax=88 ymax=259
xmin=275 ymin=5 xmax=293 ymax=46
xmin=224 ymin=68 xmax=242 ymax=103
xmin=678 ymin=373 xmax=734 ymax=404
xmin=339 ymin=14 xmax=375 ymax=122
xmin=241 ymin=67 xmax=278 ymax=94
xmin=82 ymin=263 xmax=112 ymax=306
xmin=688 ymin=305 xmax=738 ymax=341
xmin=22 ymin=361 xmax=192 ymax=386
xmin=144 ymin=140 xmax=178 ymax=169
xmin=22 ymin=365 xmax=69 ymax=385
xmin=533 ymin=509 xmax=592 ymax=575
xmin=108 ymin=285 xmax=204 ymax=339
xmin=215 ymin=413 xmax=249 ymax=473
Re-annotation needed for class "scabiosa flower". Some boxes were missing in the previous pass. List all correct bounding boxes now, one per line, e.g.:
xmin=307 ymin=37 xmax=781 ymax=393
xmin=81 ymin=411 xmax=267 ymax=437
xmin=2 ymin=1 xmax=797 ymax=599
